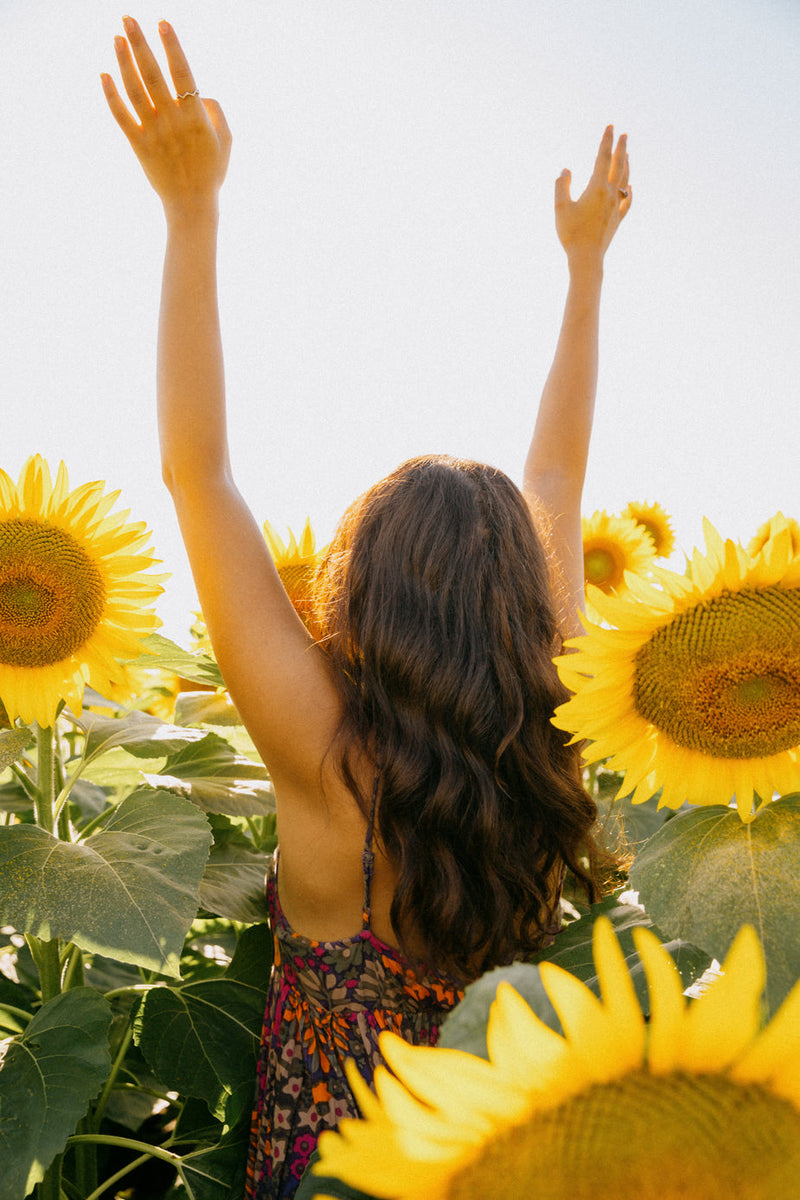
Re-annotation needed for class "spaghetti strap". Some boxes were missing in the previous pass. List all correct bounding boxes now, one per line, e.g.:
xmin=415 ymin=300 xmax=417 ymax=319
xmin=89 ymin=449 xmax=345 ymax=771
xmin=360 ymin=772 xmax=380 ymax=930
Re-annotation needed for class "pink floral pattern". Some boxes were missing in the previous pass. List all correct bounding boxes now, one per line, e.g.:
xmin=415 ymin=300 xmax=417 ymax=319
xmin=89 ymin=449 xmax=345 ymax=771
xmin=244 ymin=854 xmax=464 ymax=1199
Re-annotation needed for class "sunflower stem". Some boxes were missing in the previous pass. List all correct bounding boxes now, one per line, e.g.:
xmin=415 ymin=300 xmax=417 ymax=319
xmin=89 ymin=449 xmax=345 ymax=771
xmin=71 ymin=1117 xmax=98 ymax=1198
xmin=27 ymin=935 xmax=62 ymax=1003
xmin=10 ymin=761 xmax=39 ymax=803
xmin=61 ymin=944 xmax=85 ymax=991
xmin=90 ymin=1022 xmax=134 ymax=1132
xmin=36 ymin=1154 xmax=63 ymax=1200
xmin=80 ymin=1151 xmax=152 ymax=1200
xmin=34 ymin=723 xmax=56 ymax=835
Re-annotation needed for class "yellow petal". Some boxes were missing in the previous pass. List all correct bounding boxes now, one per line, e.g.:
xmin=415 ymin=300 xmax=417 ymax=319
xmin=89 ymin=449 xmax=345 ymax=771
xmin=632 ymin=926 xmax=686 ymax=1074
xmin=731 ymin=972 xmax=800 ymax=1106
xmin=677 ymin=925 xmax=764 ymax=1072
xmin=486 ymin=982 xmax=579 ymax=1098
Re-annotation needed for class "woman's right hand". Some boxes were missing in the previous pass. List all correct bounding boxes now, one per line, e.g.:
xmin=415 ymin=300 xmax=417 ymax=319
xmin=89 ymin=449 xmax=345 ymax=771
xmin=101 ymin=16 xmax=231 ymax=216
xmin=554 ymin=125 xmax=631 ymax=267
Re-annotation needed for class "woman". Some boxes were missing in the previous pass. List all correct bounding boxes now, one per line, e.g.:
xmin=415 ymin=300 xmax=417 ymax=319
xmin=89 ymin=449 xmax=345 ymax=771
xmin=102 ymin=18 xmax=630 ymax=1198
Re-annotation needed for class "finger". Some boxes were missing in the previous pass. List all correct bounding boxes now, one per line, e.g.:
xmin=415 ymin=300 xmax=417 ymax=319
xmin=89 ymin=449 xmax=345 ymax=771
xmin=158 ymin=20 xmax=199 ymax=100
xmin=609 ymin=133 xmax=628 ymax=187
xmin=114 ymin=34 xmax=153 ymax=122
xmin=554 ymin=168 xmax=572 ymax=208
xmin=618 ymin=153 xmax=630 ymax=192
xmin=100 ymin=72 xmax=140 ymax=142
xmin=619 ymin=182 xmax=632 ymax=218
xmin=121 ymin=15 xmax=173 ymax=108
xmin=203 ymin=98 xmax=233 ymax=158
xmin=590 ymin=124 xmax=614 ymax=184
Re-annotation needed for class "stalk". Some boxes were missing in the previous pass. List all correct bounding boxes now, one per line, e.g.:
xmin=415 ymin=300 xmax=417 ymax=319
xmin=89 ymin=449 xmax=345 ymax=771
xmin=67 ymin=1134 xmax=184 ymax=1190
xmin=90 ymin=1024 xmax=134 ymax=1131
xmin=32 ymin=724 xmax=66 ymax=1200
xmin=60 ymin=944 xmax=85 ymax=991
xmin=34 ymin=723 xmax=55 ymax=834
xmin=81 ymin=1152 xmax=152 ymax=1200
xmin=71 ymin=1117 xmax=98 ymax=1198
xmin=35 ymin=1157 xmax=63 ymax=1200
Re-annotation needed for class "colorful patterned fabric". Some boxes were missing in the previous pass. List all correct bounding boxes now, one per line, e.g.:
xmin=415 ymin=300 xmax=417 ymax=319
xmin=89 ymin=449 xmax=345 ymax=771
xmin=244 ymin=841 xmax=465 ymax=1200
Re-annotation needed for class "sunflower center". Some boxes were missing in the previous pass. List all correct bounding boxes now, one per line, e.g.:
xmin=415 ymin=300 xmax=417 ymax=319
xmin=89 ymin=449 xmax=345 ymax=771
xmin=0 ymin=519 xmax=106 ymax=668
xmin=278 ymin=563 xmax=315 ymax=600
xmin=640 ymin=520 xmax=660 ymax=546
xmin=584 ymin=546 xmax=622 ymax=590
xmin=447 ymin=1071 xmax=800 ymax=1200
xmin=633 ymin=585 xmax=800 ymax=758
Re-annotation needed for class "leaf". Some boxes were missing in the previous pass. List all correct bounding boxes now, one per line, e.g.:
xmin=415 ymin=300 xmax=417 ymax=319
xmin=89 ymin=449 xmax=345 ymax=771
xmin=174 ymin=691 xmax=242 ymax=728
xmin=0 ymin=728 xmax=33 ymax=773
xmin=533 ymin=895 xmax=712 ymax=1010
xmin=0 ymin=975 xmax=35 ymax=1035
xmin=135 ymin=976 xmax=266 ymax=1122
xmin=147 ymin=734 xmax=275 ymax=818
xmin=126 ymin=633 xmax=225 ymax=689
xmin=66 ymin=779 xmax=111 ymax=826
xmin=439 ymin=893 xmax=712 ymax=1060
xmin=80 ymin=746 xmax=161 ymax=792
xmin=76 ymin=710 xmax=209 ymax=761
xmin=0 ymin=987 xmax=112 ymax=1198
xmin=0 ymin=789 xmax=212 ymax=978
xmin=629 ymin=795 xmax=800 ymax=1015
xmin=0 ymin=779 xmax=34 ymax=814
xmin=225 ymin=923 xmax=273 ymax=991
xmin=199 ymin=842 xmax=271 ymax=923
xmin=438 ymin=962 xmax=561 ymax=1059
xmin=601 ymin=790 xmax=674 ymax=848
xmin=176 ymin=1116 xmax=250 ymax=1200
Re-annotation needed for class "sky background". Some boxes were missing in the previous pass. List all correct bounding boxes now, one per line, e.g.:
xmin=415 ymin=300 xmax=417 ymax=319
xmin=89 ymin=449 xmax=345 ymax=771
xmin=2 ymin=0 xmax=798 ymax=641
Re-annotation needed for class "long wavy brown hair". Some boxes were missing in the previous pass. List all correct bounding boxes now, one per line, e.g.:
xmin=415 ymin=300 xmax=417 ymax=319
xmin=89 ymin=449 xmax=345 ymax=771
xmin=314 ymin=454 xmax=619 ymax=981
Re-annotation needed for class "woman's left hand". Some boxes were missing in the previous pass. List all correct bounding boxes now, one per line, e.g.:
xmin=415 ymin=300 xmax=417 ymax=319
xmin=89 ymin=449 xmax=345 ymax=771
xmin=101 ymin=16 xmax=232 ymax=216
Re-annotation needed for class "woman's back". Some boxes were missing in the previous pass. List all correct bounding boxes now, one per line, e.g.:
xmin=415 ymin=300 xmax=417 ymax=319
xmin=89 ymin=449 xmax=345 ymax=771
xmin=246 ymin=784 xmax=465 ymax=1200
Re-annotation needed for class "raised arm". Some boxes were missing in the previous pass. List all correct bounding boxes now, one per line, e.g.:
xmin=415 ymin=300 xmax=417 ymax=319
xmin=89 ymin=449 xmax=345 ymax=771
xmin=523 ymin=126 xmax=631 ymax=637
xmin=101 ymin=19 xmax=342 ymax=792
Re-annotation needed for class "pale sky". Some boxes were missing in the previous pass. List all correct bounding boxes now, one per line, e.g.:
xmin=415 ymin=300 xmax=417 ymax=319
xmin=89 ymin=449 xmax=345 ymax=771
xmin=2 ymin=0 xmax=798 ymax=641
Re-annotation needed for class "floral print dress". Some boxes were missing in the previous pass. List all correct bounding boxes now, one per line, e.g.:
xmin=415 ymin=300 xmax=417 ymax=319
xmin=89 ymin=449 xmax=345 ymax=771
xmin=244 ymin=827 xmax=465 ymax=1200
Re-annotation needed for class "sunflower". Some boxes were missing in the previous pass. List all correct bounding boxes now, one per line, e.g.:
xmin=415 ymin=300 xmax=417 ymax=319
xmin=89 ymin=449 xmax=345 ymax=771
xmin=0 ymin=455 xmax=163 ymax=727
xmin=553 ymin=518 xmax=800 ymax=821
xmin=747 ymin=512 xmax=800 ymax=560
xmin=263 ymin=517 xmax=329 ymax=637
xmin=621 ymin=500 xmax=676 ymax=559
xmin=314 ymin=918 xmax=800 ymax=1200
xmin=580 ymin=511 xmax=656 ymax=613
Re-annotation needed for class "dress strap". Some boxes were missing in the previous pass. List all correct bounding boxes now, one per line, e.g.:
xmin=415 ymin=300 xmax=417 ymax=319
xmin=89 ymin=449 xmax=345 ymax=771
xmin=360 ymin=772 xmax=380 ymax=931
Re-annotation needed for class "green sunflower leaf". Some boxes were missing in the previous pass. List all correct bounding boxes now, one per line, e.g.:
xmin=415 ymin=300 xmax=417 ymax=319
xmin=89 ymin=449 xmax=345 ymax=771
xmin=134 ymin=974 xmax=267 ymax=1122
xmin=76 ymin=709 xmax=208 ymax=761
xmin=629 ymin=795 xmax=800 ymax=1015
xmin=145 ymin=733 xmax=275 ymax=818
xmin=174 ymin=690 xmax=242 ymax=727
xmin=199 ymin=840 xmax=271 ymax=923
xmin=173 ymin=1113 xmax=251 ymax=1200
xmin=0 ymin=789 xmax=212 ymax=978
xmin=0 ymin=727 xmax=33 ymax=772
xmin=0 ymin=987 xmax=112 ymax=1198
xmin=439 ymin=961 xmax=561 ymax=1058
xmin=225 ymin=923 xmax=273 ymax=991
xmin=128 ymin=632 xmax=225 ymax=689
xmin=533 ymin=895 xmax=711 ymax=1007
xmin=439 ymin=893 xmax=712 ymax=1059
xmin=0 ymin=778 xmax=34 ymax=813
